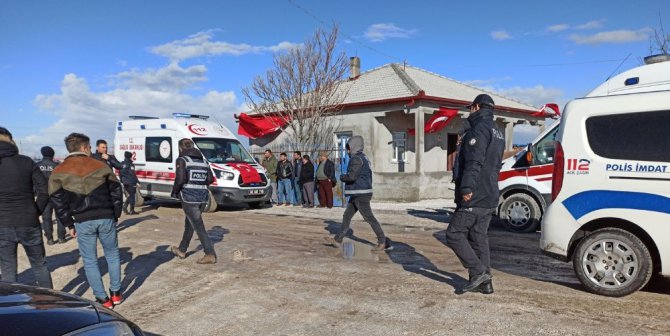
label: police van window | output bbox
[145,137,172,163]
[586,110,670,163]
[532,126,559,165]
[193,138,256,164]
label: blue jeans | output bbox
[293,179,303,205]
[75,218,121,300]
[277,178,295,204]
[0,226,53,289]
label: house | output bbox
[241,58,545,201]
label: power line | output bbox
[459,58,629,68]
[286,0,402,62]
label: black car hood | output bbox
[0,282,125,336]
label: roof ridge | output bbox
[403,64,538,109]
[390,63,422,95]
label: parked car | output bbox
[0,281,144,336]
[541,57,670,297]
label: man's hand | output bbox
[69,227,77,238]
[101,153,109,160]
[463,192,473,202]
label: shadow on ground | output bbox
[121,245,174,299]
[406,208,453,224]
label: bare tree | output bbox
[650,13,670,55]
[242,24,349,155]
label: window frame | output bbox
[145,137,173,163]
[391,131,407,163]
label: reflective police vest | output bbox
[343,153,373,197]
[180,156,210,204]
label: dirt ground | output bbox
[15,202,670,336]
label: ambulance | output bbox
[541,56,670,296]
[114,113,272,212]
[497,121,559,233]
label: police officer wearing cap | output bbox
[446,94,505,294]
[36,146,66,245]
[170,139,217,264]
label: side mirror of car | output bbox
[525,143,534,164]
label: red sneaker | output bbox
[110,290,123,305]
[96,297,114,309]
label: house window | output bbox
[392,131,407,163]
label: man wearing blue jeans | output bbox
[276,152,295,206]
[50,133,123,309]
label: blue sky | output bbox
[1,0,668,156]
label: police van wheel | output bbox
[500,193,541,233]
[134,188,144,207]
[204,191,218,213]
[573,228,653,297]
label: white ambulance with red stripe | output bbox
[497,121,560,233]
[114,113,271,212]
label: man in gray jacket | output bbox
[326,136,389,252]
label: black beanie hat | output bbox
[124,151,133,159]
[41,146,55,158]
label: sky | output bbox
[1,0,668,157]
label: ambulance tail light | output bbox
[551,141,564,201]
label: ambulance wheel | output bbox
[134,188,144,207]
[573,228,653,297]
[500,193,541,233]
[204,191,218,213]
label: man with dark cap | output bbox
[92,139,122,170]
[120,151,140,215]
[446,94,505,294]
[0,127,53,288]
[36,146,66,245]
[326,136,389,252]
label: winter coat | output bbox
[171,148,214,199]
[36,157,59,181]
[454,108,505,209]
[341,136,373,198]
[293,159,302,179]
[120,159,140,186]
[92,152,123,170]
[276,160,293,180]
[300,161,315,184]
[261,155,278,182]
[316,159,336,184]
[0,139,49,228]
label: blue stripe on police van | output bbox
[562,190,670,219]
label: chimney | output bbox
[349,56,360,79]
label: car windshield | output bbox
[193,138,256,164]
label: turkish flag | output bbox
[237,113,289,139]
[530,103,560,119]
[409,107,459,136]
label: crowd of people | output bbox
[0,93,505,306]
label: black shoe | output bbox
[58,238,67,244]
[473,280,494,294]
[46,238,56,246]
[129,211,139,215]
[324,237,341,248]
[462,272,492,292]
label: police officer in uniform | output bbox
[120,151,140,215]
[37,146,66,245]
[170,139,217,264]
[447,94,505,294]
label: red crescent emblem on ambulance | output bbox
[188,124,208,136]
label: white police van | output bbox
[498,121,559,232]
[541,56,670,296]
[114,113,271,212]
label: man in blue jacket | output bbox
[326,136,389,252]
[447,94,505,294]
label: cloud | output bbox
[25,62,241,157]
[547,24,570,32]
[569,28,651,45]
[488,85,564,108]
[363,23,417,42]
[151,30,300,61]
[490,30,512,41]
[575,19,606,30]
[463,76,513,87]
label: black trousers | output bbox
[445,207,494,278]
[123,184,136,211]
[42,201,66,240]
[0,226,53,288]
[335,196,386,244]
[178,203,216,256]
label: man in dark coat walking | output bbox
[0,127,53,288]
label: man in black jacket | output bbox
[36,146,66,245]
[446,94,505,294]
[92,139,122,170]
[276,153,295,206]
[50,133,124,308]
[120,151,140,215]
[0,127,53,288]
[170,139,217,264]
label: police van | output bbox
[498,121,559,233]
[541,56,670,296]
[114,113,271,212]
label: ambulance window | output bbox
[145,137,173,163]
[586,110,670,162]
[532,126,559,165]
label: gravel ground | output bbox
[13,201,670,336]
